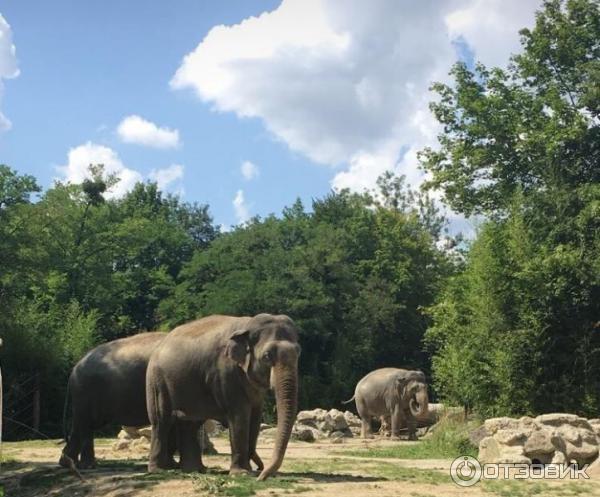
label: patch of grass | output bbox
[133,469,187,482]
[341,416,478,460]
[285,457,448,485]
[192,473,310,497]
[482,480,599,497]
[3,438,63,449]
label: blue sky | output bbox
[0,0,539,230]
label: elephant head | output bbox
[397,370,429,418]
[225,314,300,480]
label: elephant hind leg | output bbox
[360,417,375,439]
[178,420,206,473]
[78,430,96,469]
[356,402,373,439]
[60,433,81,468]
[60,408,89,468]
[147,372,176,472]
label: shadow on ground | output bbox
[1,458,385,497]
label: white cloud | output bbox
[233,189,250,223]
[445,0,538,69]
[172,0,539,193]
[117,115,180,149]
[241,160,259,180]
[0,14,19,131]
[149,163,184,190]
[57,142,143,199]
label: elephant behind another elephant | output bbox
[60,332,177,469]
[343,367,429,440]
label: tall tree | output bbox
[423,0,600,416]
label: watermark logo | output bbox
[450,456,482,486]
[450,456,590,487]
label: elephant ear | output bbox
[224,329,251,371]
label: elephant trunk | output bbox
[257,363,298,481]
[409,386,429,419]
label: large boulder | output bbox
[477,413,599,466]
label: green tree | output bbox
[164,180,451,409]
[423,0,600,416]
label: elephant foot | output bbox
[58,452,77,469]
[229,465,252,476]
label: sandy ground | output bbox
[1,435,599,497]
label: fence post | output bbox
[1,338,3,460]
[32,373,40,433]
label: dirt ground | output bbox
[1,435,599,497]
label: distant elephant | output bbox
[59,332,177,469]
[146,314,300,480]
[343,368,429,440]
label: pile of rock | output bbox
[477,414,600,466]
[112,424,217,455]
[261,408,360,443]
[113,426,152,452]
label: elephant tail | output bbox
[62,376,71,444]
[341,394,355,405]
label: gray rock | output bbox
[113,439,131,451]
[469,425,488,447]
[330,431,345,444]
[137,427,152,439]
[293,428,316,442]
[479,413,600,467]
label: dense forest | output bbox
[1,0,598,438]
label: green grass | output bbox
[2,438,63,449]
[482,480,599,497]
[192,473,311,497]
[340,416,478,460]
[285,457,448,485]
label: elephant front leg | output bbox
[228,406,252,475]
[391,405,405,439]
[405,412,417,441]
[249,407,264,471]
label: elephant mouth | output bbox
[409,398,421,417]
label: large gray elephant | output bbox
[146,313,300,480]
[59,332,177,469]
[343,367,429,440]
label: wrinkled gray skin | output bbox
[60,332,177,469]
[146,314,300,480]
[344,368,429,440]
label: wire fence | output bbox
[2,372,45,441]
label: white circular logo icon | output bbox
[450,456,482,487]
